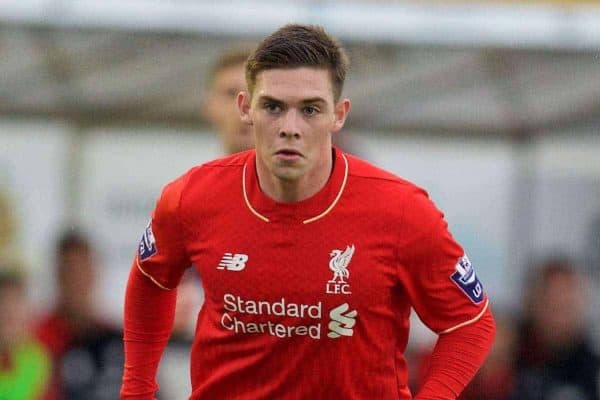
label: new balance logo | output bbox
[328,303,357,339]
[217,253,248,271]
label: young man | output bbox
[121,24,495,399]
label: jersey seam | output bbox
[437,298,489,335]
[176,169,195,263]
[136,258,172,291]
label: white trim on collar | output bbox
[242,153,349,224]
[242,163,270,223]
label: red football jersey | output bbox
[136,148,489,399]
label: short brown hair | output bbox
[246,24,349,102]
[0,264,25,293]
[56,228,91,258]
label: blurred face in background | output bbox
[0,283,28,349]
[204,62,254,155]
[57,246,95,319]
[531,269,588,347]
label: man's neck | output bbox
[256,152,333,203]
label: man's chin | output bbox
[272,166,304,182]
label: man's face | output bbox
[58,248,95,317]
[239,67,349,185]
[204,63,254,155]
[532,271,587,346]
[0,285,27,348]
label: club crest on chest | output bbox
[326,245,355,295]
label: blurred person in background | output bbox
[0,265,51,400]
[511,256,600,400]
[203,46,256,155]
[35,229,123,400]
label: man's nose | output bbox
[279,109,301,139]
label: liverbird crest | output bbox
[328,245,355,283]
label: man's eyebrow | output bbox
[256,95,327,105]
[301,97,327,105]
[257,95,283,104]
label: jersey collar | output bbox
[242,147,349,224]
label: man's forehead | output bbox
[253,67,334,102]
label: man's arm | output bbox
[415,307,495,400]
[121,264,178,400]
[395,186,496,399]
[120,174,191,399]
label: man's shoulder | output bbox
[185,150,250,180]
[163,150,252,195]
[200,150,252,170]
[345,152,422,194]
[343,152,436,221]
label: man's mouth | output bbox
[276,149,302,156]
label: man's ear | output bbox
[332,98,351,133]
[237,91,253,125]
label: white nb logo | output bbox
[217,253,248,271]
[328,303,357,339]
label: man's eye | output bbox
[264,103,281,113]
[304,106,319,116]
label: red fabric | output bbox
[120,264,177,399]
[122,149,492,399]
[35,314,75,359]
[35,312,75,400]
[415,307,496,400]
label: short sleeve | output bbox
[135,176,190,290]
[396,187,489,334]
